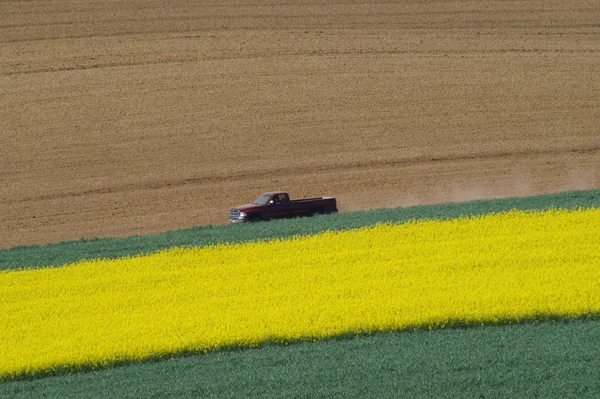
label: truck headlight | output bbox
[239,212,246,219]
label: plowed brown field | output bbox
[1,0,599,248]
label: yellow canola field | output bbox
[1,208,600,378]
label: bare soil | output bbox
[1,0,599,248]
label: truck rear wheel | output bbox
[310,208,324,217]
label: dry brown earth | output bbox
[1,0,599,248]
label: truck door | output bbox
[264,194,291,219]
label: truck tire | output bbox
[250,215,263,222]
[310,208,324,217]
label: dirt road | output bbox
[1,0,599,248]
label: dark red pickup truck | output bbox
[229,191,337,223]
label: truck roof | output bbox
[261,191,288,196]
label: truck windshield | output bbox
[253,194,272,206]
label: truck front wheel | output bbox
[250,215,263,222]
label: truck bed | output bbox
[290,197,333,204]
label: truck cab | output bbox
[254,192,290,206]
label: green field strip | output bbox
[1,319,599,398]
[1,189,599,271]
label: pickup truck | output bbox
[229,191,337,223]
